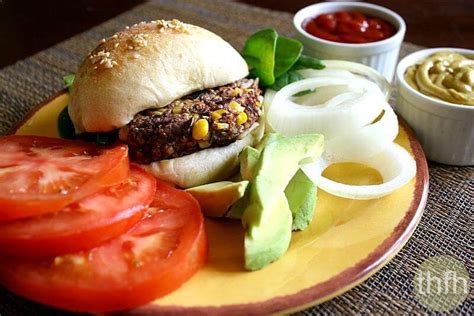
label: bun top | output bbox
[69,19,249,132]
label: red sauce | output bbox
[304,11,396,44]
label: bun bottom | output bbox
[140,123,264,188]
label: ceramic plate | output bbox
[11,91,429,314]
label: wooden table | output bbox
[0,0,472,69]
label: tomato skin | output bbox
[0,211,144,258]
[0,136,129,221]
[0,181,207,312]
[303,11,396,44]
[0,166,156,258]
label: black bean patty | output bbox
[120,79,262,163]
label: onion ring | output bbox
[301,143,416,200]
[267,77,385,138]
[300,60,392,101]
[325,101,399,160]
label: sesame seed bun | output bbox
[69,19,249,133]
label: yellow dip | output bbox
[405,52,474,106]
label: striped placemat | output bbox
[0,0,472,314]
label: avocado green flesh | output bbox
[244,193,292,270]
[255,133,283,151]
[186,181,248,218]
[284,169,317,231]
[227,146,262,219]
[242,134,324,270]
[230,140,319,227]
[239,146,260,181]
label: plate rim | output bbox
[8,91,430,315]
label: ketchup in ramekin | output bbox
[304,11,396,44]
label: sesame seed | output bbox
[100,38,106,43]
[125,26,130,30]
[114,43,119,48]
[127,33,148,51]
[155,19,189,33]
[89,49,117,70]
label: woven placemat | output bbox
[0,0,472,314]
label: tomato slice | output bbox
[0,166,156,258]
[0,136,129,221]
[0,181,207,312]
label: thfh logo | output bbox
[413,255,471,312]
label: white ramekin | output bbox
[396,47,474,166]
[293,2,406,82]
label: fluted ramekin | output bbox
[293,2,406,82]
[396,47,474,166]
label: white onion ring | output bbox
[267,77,385,138]
[264,62,415,199]
[262,89,277,132]
[301,143,416,200]
[302,60,392,101]
[297,68,356,81]
[325,101,399,160]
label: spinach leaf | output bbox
[241,29,325,90]
[242,29,278,86]
[57,105,118,145]
[57,105,76,140]
[292,54,325,70]
[273,36,303,78]
[63,74,75,92]
[293,89,316,97]
[270,70,304,91]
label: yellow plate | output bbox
[11,91,429,314]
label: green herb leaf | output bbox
[57,105,77,140]
[293,88,316,97]
[292,54,325,70]
[270,70,304,91]
[57,105,118,145]
[273,36,303,78]
[242,29,278,86]
[63,74,75,92]
[94,131,119,146]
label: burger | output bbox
[69,19,264,188]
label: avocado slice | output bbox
[230,140,318,231]
[228,138,287,220]
[186,181,248,218]
[243,134,324,270]
[245,192,292,269]
[255,133,283,151]
[284,169,317,231]
[226,146,261,219]
[239,146,260,180]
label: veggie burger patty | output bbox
[120,78,262,163]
